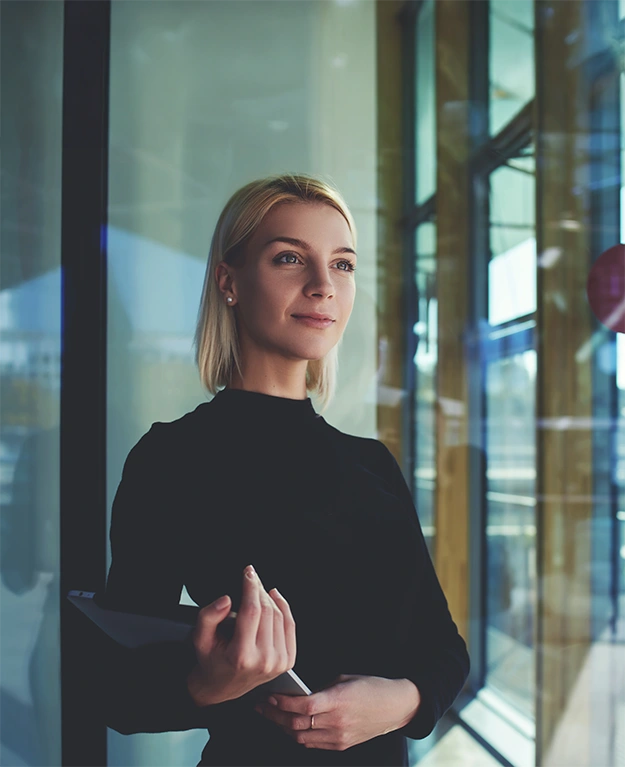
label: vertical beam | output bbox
[434,0,471,641]
[376,0,409,463]
[534,1,593,763]
[466,0,490,694]
[60,1,110,764]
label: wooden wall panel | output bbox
[376,0,406,460]
[534,1,593,763]
[434,0,471,641]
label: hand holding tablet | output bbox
[215,611,311,697]
[188,564,306,706]
[68,565,310,706]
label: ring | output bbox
[310,715,315,730]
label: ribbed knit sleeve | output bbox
[377,442,471,741]
[95,423,227,735]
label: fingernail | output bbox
[246,565,255,579]
[268,696,278,706]
[272,587,283,599]
[214,595,230,609]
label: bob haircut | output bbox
[193,172,357,414]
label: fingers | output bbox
[270,587,296,669]
[268,690,333,717]
[255,703,322,732]
[193,594,232,655]
[255,577,276,658]
[268,589,286,666]
[232,567,290,665]
[232,565,261,654]
[227,565,296,684]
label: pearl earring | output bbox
[226,297,233,303]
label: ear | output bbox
[215,262,237,301]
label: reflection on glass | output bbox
[408,0,625,759]
[619,19,625,629]
[0,2,63,765]
[489,0,534,135]
[489,159,536,326]
[485,149,536,719]
[485,351,536,718]
[415,0,436,205]
[106,0,376,763]
[618,336,625,620]
[414,222,437,550]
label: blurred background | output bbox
[1,0,623,765]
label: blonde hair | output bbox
[193,172,357,414]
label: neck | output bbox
[227,365,309,400]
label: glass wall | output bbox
[485,151,536,720]
[618,0,625,635]
[0,2,64,765]
[106,1,378,764]
[618,331,625,616]
[415,0,436,206]
[489,0,534,135]
[410,0,624,765]
[414,221,437,545]
[4,0,624,764]
[413,0,437,552]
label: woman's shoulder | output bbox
[322,420,397,477]
[130,402,214,457]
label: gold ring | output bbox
[310,715,315,730]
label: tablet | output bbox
[67,590,311,696]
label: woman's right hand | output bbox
[187,564,297,707]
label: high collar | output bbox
[210,386,320,426]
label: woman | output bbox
[99,173,470,766]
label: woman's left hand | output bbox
[253,674,421,751]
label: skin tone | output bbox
[187,566,296,706]
[187,201,421,749]
[215,200,357,400]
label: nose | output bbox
[304,265,335,299]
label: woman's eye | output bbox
[337,260,356,272]
[276,252,301,264]
[275,252,356,272]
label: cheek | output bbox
[339,287,356,323]
[240,281,285,323]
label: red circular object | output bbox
[586,244,625,334]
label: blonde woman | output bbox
[100,174,470,766]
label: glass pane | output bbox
[485,349,536,718]
[0,2,63,765]
[414,221,437,551]
[410,0,625,760]
[489,0,535,135]
[619,1,625,630]
[617,334,625,622]
[106,1,379,764]
[415,0,436,205]
[485,148,536,719]
[489,156,536,326]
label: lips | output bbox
[292,315,335,328]
[292,314,335,321]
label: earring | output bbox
[226,297,233,303]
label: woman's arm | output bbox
[254,440,470,748]
[96,422,302,736]
[378,441,471,740]
[92,423,223,734]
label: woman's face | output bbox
[220,201,357,363]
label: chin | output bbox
[283,340,335,361]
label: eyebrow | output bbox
[263,236,357,258]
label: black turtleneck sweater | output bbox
[96,388,470,766]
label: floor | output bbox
[409,722,503,767]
